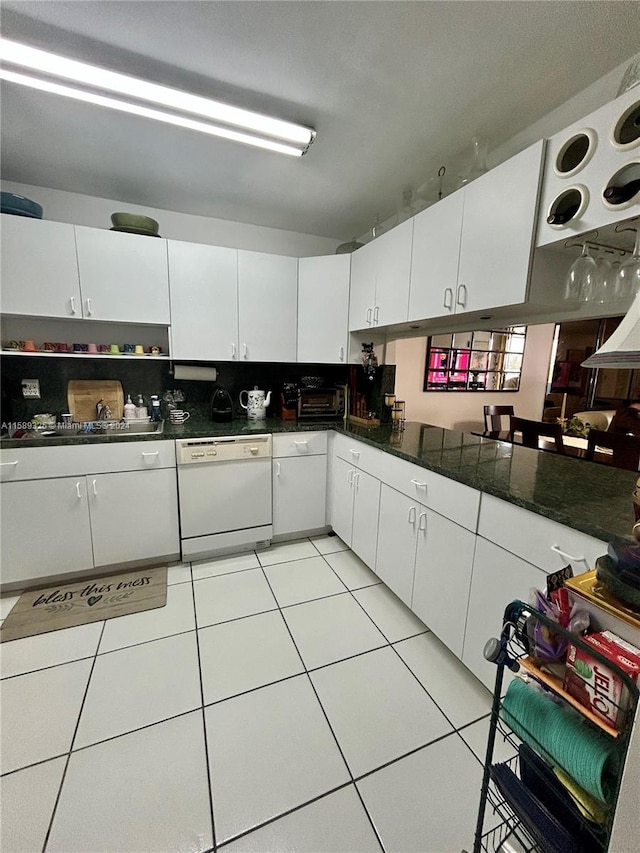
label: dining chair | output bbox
[509,416,566,454]
[585,429,640,471]
[483,405,515,436]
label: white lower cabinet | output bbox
[412,509,476,658]
[330,456,380,568]
[1,478,95,583]
[375,485,420,606]
[0,451,180,586]
[272,455,327,536]
[462,536,546,689]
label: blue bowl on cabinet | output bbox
[0,192,43,219]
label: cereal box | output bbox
[563,631,640,730]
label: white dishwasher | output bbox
[176,434,272,560]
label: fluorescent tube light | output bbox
[0,38,315,156]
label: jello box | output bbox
[563,631,640,730]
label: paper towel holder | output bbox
[171,364,217,382]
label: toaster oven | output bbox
[297,387,345,419]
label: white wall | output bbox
[388,323,556,431]
[0,180,341,257]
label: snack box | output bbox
[563,631,640,730]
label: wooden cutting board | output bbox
[67,380,124,423]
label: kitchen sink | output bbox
[2,420,165,441]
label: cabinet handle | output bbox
[350,448,360,457]
[354,472,360,490]
[275,461,281,476]
[366,307,372,326]
[456,284,467,308]
[85,297,93,316]
[347,469,354,485]
[76,481,83,499]
[142,451,159,457]
[70,296,77,315]
[339,345,345,362]
[231,342,236,359]
[0,461,19,468]
[294,440,308,445]
[443,288,453,310]
[411,478,427,488]
[408,506,416,524]
[550,544,587,565]
[92,478,98,496]
[242,343,248,359]
[418,512,427,531]
[373,305,379,325]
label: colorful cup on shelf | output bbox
[7,340,24,351]
[134,344,145,355]
[97,344,110,353]
[122,343,135,354]
[148,346,161,356]
[73,343,88,353]
[23,340,37,352]
[56,342,69,353]
[42,342,57,352]
[109,344,121,355]
[86,343,98,354]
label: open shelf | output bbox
[0,350,169,360]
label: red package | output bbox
[563,631,640,730]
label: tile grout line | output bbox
[40,619,107,853]
[257,551,387,853]
[189,563,218,853]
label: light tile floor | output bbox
[0,534,498,853]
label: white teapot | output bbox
[239,386,272,420]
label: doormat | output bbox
[0,566,168,643]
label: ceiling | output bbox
[2,1,640,240]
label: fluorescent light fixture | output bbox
[0,38,315,156]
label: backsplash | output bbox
[1,356,395,427]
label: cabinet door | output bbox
[462,537,546,689]
[0,478,94,584]
[412,509,476,658]
[373,219,413,326]
[408,191,463,321]
[1,216,82,318]
[375,485,418,606]
[297,255,350,363]
[351,469,381,570]
[75,226,170,324]
[457,140,545,314]
[273,455,327,536]
[238,251,297,362]
[348,240,376,331]
[330,456,355,547]
[168,241,238,361]
[89,469,179,568]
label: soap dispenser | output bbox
[135,394,148,420]
[123,394,136,420]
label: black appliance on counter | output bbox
[210,387,233,422]
[298,386,345,419]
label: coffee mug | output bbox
[56,342,69,353]
[24,340,37,351]
[87,343,98,354]
[170,410,190,424]
[73,343,88,352]
[123,343,135,353]
[148,345,161,356]
[109,344,121,355]
[7,340,23,350]
[134,345,145,355]
[97,344,110,353]
[42,342,57,352]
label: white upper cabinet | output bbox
[75,226,170,324]
[297,254,350,364]
[237,251,298,362]
[168,240,238,361]
[456,139,545,314]
[408,191,464,321]
[349,219,413,330]
[1,215,82,318]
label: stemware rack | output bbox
[472,600,639,853]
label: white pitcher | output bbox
[239,386,272,420]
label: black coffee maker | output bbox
[210,386,233,422]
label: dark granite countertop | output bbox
[1,418,635,545]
